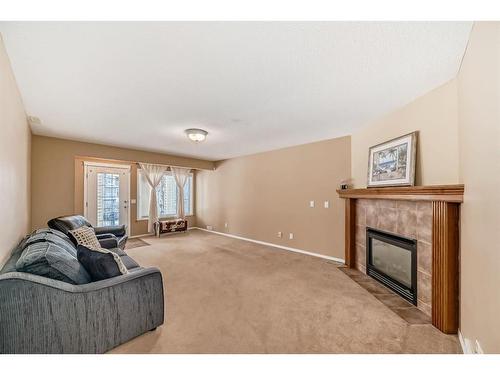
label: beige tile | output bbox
[417,271,432,304]
[417,241,432,275]
[366,202,378,228]
[397,200,417,211]
[356,243,366,266]
[356,204,366,226]
[357,280,393,295]
[393,307,431,324]
[376,208,398,233]
[416,207,432,243]
[374,294,414,309]
[396,209,417,238]
[356,263,366,274]
[416,201,432,216]
[417,300,432,317]
[355,224,366,246]
[357,199,370,207]
[377,199,397,209]
[338,266,362,276]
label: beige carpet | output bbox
[110,229,460,354]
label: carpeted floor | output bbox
[110,229,460,354]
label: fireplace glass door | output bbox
[366,228,417,305]
[371,238,412,288]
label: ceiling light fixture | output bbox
[185,128,208,143]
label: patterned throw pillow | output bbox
[68,226,101,249]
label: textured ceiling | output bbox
[0,22,472,160]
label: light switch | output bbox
[324,201,330,208]
[309,200,315,208]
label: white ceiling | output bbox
[0,22,472,161]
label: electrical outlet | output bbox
[277,231,282,238]
[206,225,213,231]
[289,233,294,240]
[224,222,228,228]
[324,200,330,208]
[309,200,315,208]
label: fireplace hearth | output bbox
[366,228,417,305]
[337,185,463,333]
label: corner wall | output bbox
[196,136,351,259]
[457,22,500,354]
[0,35,31,266]
[351,79,460,188]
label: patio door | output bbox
[84,162,130,234]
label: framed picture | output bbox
[367,131,417,187]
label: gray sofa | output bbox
[0,230,164,354]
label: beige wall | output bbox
[351,79,460,187]
[31,135,213,236]
[0,35,31,267]
[196,136,351,259]
[457,22,500,354]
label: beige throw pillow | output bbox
[68,226,101,248]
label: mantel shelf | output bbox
[336,184,464,203]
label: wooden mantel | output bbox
[337,184,464,334]
[336,184,464,203]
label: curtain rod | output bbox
[135,161,200,170]
[75,155,213,170]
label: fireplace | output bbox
[366,228,417,305]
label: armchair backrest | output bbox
[47,215,93,236]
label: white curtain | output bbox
[171,167,191,218]
[138,162,168,232]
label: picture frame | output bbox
[367,131,418,187]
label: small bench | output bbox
[154,218,188,237]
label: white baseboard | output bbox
[191,227,345,264]
[458,330,473,354]
[130,227,197,239]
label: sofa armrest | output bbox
[0,267,164,353]
[94,224,126,237]
[96,233,119,249]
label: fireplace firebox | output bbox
[366,228,417,305]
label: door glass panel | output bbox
[97,172,120,227]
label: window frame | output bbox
[136,169,194,221]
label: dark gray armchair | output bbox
[48,215,128,250]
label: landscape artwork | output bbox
[371,143,408,181]
[367,132,417,187]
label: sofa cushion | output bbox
[16,241,91,284]
[119,255,140,270]
[107,247,127,257]
[77,244,128,281]
[25,229,78,257]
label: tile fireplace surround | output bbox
[337,185,464,334]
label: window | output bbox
[137,170,193,219]
[96,172,120,226]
